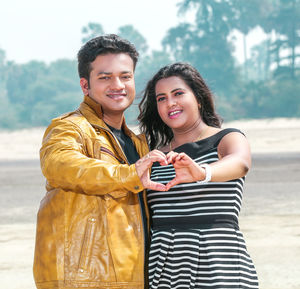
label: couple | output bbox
[33,35,259,289]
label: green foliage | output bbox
[232,75,300,120]
[81,22,104,43]
[1,1,300,130]
[1,56,81,128]
[117,25,149,55]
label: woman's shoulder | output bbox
[212,127,245,145]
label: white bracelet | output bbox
[197,163,212,184]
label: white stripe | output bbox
[149,259,257,275]
[151,199,241,209]
[149,266,257,277]
[152,211,237,218]
[151,276,258,289]
[155,205,239,212]
[151,230,244,238]
[148,187,243,200]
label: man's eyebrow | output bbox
[97,71,112,76]
[96,71,133,76]
[120,71,133,74]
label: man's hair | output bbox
[77,34,139,80]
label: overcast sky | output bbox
[0,0,183,63]
[1,0,264,64]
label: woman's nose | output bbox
[167,97,177,107]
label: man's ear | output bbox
[80,78,89,95]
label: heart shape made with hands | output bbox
[137,150,203,192]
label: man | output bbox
[33,34,167,289]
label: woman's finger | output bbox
[165,177,181,190]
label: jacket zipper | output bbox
[92,123,147,287]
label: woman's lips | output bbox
[168,109,182,119]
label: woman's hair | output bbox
[138,62,222,150]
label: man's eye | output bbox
[99,76,110,80]
[122,75,131,79]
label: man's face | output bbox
[80,53,135,118]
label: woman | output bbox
[138,63,259,288]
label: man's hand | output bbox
[135,150,168,191]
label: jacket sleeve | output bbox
[40,119,144,197]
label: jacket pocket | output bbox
[78,217,97,273]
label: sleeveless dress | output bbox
[147,128,259,289]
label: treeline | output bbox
[0,0,299,129]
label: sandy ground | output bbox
[0,118,300,289]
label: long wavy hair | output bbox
[138,62,222,150]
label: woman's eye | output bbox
[175,91,184,96]
[157,97,166,102]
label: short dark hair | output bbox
[138,62,222,150]
[77,34,139,80]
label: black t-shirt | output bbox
[106,124,140,164]
[106,123,149,253]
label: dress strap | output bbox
[214,128,245,147]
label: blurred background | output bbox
[0,0,300,289]
[1,0,299,128]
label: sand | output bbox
[0,118,300,289]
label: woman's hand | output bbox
[135,150,168,191]
[165,151,205,190]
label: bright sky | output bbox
[0,0,182,64]
[0,0,265,64]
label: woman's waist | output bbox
[151,214,239,230]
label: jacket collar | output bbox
[79,95,133,137]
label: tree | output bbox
[81,22,104,43]
[230,0,265,80]
[163,0,238,98]
[117,25,149,55]
[260,0,300,79]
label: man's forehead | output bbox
[90,53,134,74]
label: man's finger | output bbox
[148,180,167,191]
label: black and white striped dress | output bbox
[147,129,259,289]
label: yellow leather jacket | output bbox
[33,96,149,289]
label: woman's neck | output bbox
[171,118,209,150]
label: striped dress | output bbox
[147,129,259,289]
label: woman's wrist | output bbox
[197,164,212,184]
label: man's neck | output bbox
[103,114,124,130]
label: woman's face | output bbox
[155,76,201,131]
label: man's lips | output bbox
[106,92,127,100]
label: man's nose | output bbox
[110,77,125,90]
